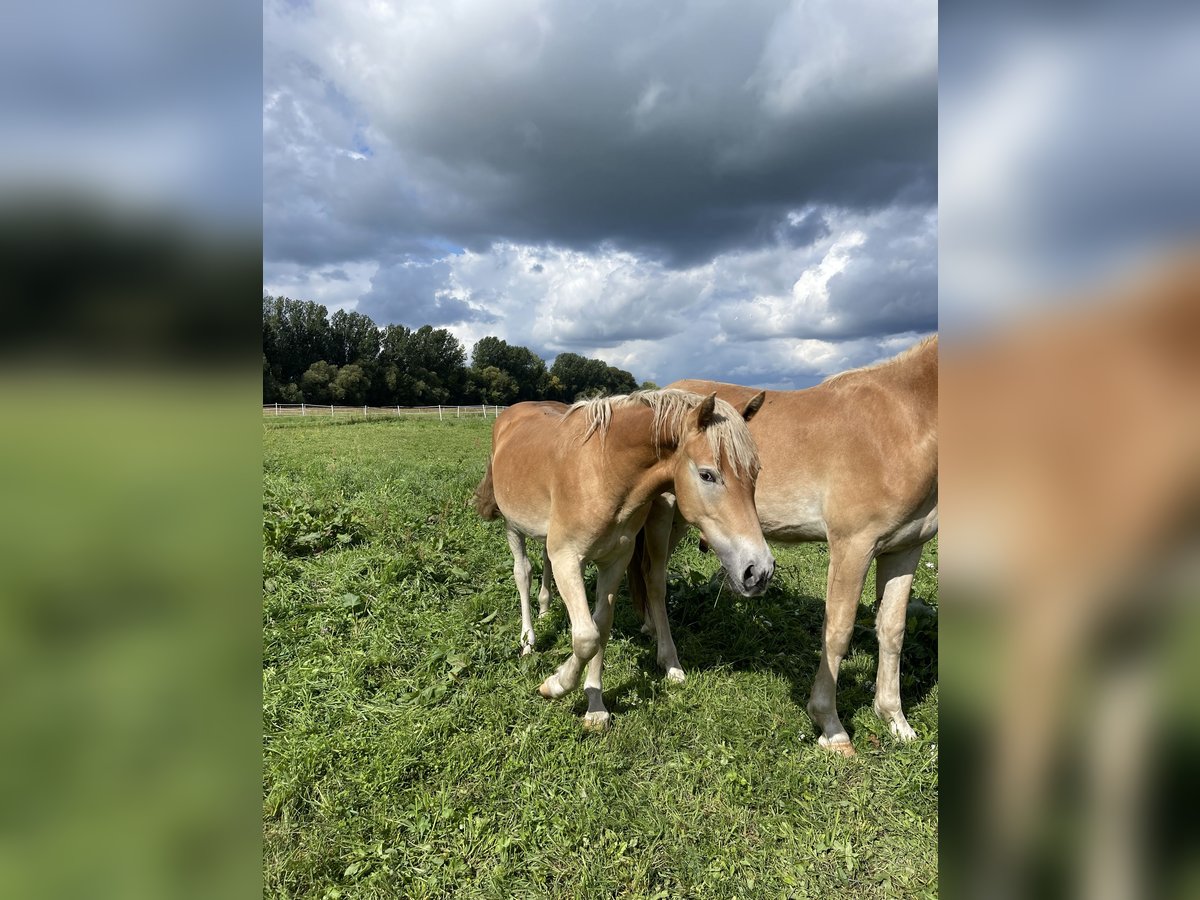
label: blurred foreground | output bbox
[0,2,261,896]
[941,254,1200,899]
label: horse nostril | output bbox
[743,564,756,585]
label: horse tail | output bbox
[628,527,649,622]
[471,456,500,520]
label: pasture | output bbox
[263,416,938,899]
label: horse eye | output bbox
[699,469,717,484]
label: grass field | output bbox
[263,416,938,899]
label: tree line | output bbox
[263,296,651,407]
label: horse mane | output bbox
[822,333,938,386]
[567,389,759,476]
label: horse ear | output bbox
[741,391,765,423]
[696,392,718,430]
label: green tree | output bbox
[603,365,639,395]
[471,336,548,402]
[549,352,637,400]
[299,360,339,404]
[329,309,380,366]
[548,352,592,401]
[639,380,660,391]
[405,326,468,404]
[468,365,519,405]
[278,382,303,404]
[263,296,334,386]
[330,363,369,405]
[374,324,415,404]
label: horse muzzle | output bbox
[738,555,774,596]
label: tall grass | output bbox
[263,417,938,899]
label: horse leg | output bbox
[873,543,924,741]
[507,527,537,656]
[807,537,875,755]
[641,498,686,639]
[580,556,631,731]
[642,497,686,681]
[537,544,601,700]
[537,542,553,618]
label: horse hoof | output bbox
[581,711,610,732]
[889,719,918,742]
[538,675,567,699]
[818,735,857,757]
[640,621,655,636]
[665,667,686,684]
[519,643,533,657]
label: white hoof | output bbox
[538,674,568,699]
[519,633,535,656]
[640,621,655,636]
[874,701,917,742]
[665,667,686,684]
[581,710,611,732]
[817,734,856,757]
[537,608,549,619]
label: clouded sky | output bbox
[264,0,937,388]
[939,3,1200,332]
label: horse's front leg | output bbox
[580,552,634,731]
[537,540,600,700]
[873,543,924,740]
[807,536,875,755]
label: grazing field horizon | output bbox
[263,415,938,898]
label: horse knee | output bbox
[572,627,601,661]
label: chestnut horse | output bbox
[631,336,937,753]
[473,389,773,730]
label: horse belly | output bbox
[757,491,828,543]
[877,503,938,553]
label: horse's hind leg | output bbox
[537,542,553,617]
[873,543,924,741]
[807,537,875,756]
[506,528,536,656]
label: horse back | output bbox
[670,361,938,545]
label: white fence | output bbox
[263,403,507,420]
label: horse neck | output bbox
[603,404,679,497]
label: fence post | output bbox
[275,402,279,416]
[363,405,367,418]
[301,402,306,416]
[438,405,443,421]
[457,406,460,418]
[396,405,400,417]
[330,404,334,416]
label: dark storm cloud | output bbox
[266,0,936,269]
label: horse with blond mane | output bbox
[473,388,773,730]
[630,336,938,753]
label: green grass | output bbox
[263,416,938,899]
